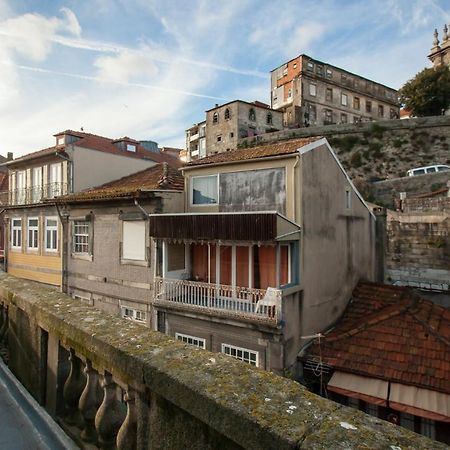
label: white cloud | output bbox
[285,22,326,57]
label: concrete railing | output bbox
[0,273,445,449]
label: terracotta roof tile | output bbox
[185,137,322,167]
[56,163,184,203]
[305,281,450,394]
[6,130,181,168]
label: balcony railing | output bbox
[9,182,68,205]
[153,277,282,323]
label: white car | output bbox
[407,165,450,176]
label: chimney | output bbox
[7,152,13,161]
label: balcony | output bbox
[154,277,281,323]
[9,182,68,205]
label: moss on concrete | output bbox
[0,273,446,449]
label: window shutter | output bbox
[122,221,146,260]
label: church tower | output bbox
[428,25,450,67]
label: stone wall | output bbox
[240,116,450,183]
[0,273,444,449]
[386,199,450,288]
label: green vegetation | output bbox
[399,65,450,116]
[350,151,362,168]
[329,135,360,153]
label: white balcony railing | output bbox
[153,277,281,323]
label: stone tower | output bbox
[428,25,450,67]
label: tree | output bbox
[399,65,450,117]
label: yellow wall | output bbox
[7,213,62,287]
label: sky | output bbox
[0,0,449,157]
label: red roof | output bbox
[55,163,184,203]
[306,282,450,395]
[7,130,181,168]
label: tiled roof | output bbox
[56,163,184,203]
[5,130,181,168]
[305,282,450,394]
[185,137,322,167]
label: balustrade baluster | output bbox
[116,387,137,450]
[95,372,126,450]
[63,349,86,426]
[79,359,102,443]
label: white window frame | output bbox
[27,217,39,251]
[11,218,22,249]
[32,167,43,203]
[309,83,317,97]
[341,93,348,106]
[190,174,219,206]
[121,306,147,323]
[72,220,91,254]
[45,216,58,252]
[221,343,259,367]
[126,144,136,152]
[175,333,206,349]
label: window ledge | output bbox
[71,253,93,261]
[120,259,149,267]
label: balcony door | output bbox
[16,171,25,204]
[49,163,62,198]
[32,167,42,203]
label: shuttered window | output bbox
[122,221,146,260]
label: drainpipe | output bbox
[54,202,68,293]
[0,209,6,272]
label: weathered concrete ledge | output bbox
[0,272,446,449]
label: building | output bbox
[271,54,399,128]
[55,163,184,321]
[148,137,376,373]
[303,282,450,444]
[3,129,178,286]
[429,25,450,67]
[185,101,283,161]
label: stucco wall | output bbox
[299,142,376,336]
[70,146,156,191]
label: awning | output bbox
[148,211,301,242]
[390,383,450,423]
[327,372,389,406]
[327,372,450,422]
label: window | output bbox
[266,113,273,125]
[390,108,398,119]
[326,88,333,102]
[378,105,384,117]
[49,163,62,198]
[293,63,297,69]
[353,97,360,110]
[288,88,292,98]
[73,220,90,254]
[309,83,317,97]
[222,343,258,366]
[27,217,39,250]
[324,109,333,124]
[230,132,234,138]
[192,175,218,205]
[316,65,323,76]
[341,93,348,106]
[45,217,58,252]
[122,221,146,261]
[341,74,347,83]
[341,113,348,124]
[121,307,147,323]
[57,136,65,146]
[16,171,26,204]
[217,135,222,142]
[126,144,136,152]
[326,68,332,78]
[212,112,218,124]
[366,100,372,113]
[11,218,22,249]
[176,333,206,349]
[309,104,317,121]
[32,167,43,203]
[353,116,360,123]
[273,95,278,104]
[307,62,314,71]
[248,108,256,121]
[224,108,230,120]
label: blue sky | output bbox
[0,0,449,156]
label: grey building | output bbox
[149,137,376,374]
[55,163,184,323]
[185,101,283,161]
[271,54,399,128]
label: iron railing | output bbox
[8,182,69,205]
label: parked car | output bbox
[407,165,450,176]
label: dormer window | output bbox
[57,136,65,146]
[126,144,136,152]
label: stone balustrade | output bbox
[0,272,445,449]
